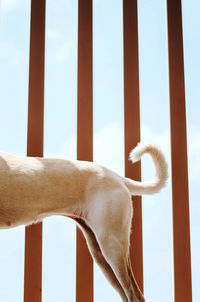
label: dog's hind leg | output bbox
[69,216,128,302]
[127,256,145,302]
[93,231,145,302]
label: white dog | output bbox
[0,142,168,302]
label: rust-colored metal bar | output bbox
[76,0,93,301]
[167,1,192,302]
[24,1,45,302]
[123,0,143,292]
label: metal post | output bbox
[76,1,93,301]
[24,1,45,301]
[167,1,192,301]
[123,0,143,292]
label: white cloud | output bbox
[1,0,27,15]
[45,135,76,160]
[47,28,64,41]
[0,40,25,71]
[94,123,124,174]
[46,28,75,64]
[55,39,73,63]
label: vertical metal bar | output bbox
[167,1,192,302]
[24,1,45,301]
[76,1,93,302]
[123,0,143,292]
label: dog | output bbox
[0,142,168,302]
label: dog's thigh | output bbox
[73,217,128,302]
[87,191,144,302]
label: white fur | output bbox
[0,142,168,302]
[125,142,168,195]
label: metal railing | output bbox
[23,1,192,302]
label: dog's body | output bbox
[0,142,168,302]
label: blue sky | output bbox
[0,0,199,302]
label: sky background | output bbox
[0,0,199,302]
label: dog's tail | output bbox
[123,142,168,195]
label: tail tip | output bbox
[129,142,150,163]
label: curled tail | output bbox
[123,142,168,195]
